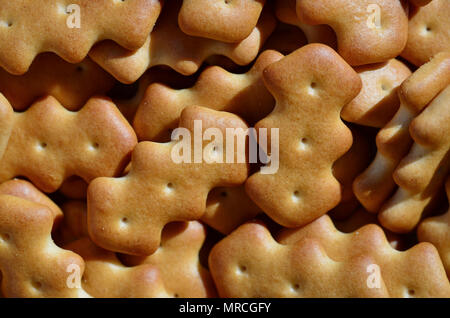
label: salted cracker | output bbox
[245,44,361,227]
[88,106,249,255]
[0,95,137,192]
[89,1,276,83]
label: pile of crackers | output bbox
[0,0,449,298]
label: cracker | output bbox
[114,67,196,123]
[122,221,217,297]
[0,54,115,111]
[0,179,62,226]
[354,52,450,212]
[178,0,265,43]
[56,200,89,246]
[133,50,283,142]
[209,221,389,297]
[66,237,169,298]
[202,186,262,235]
[401,0,450,66]
[418,177,450,276]
[0,95,137,193]
[334,208,405,251]
[0,194,88,297]
[276,215,450,297]
[59,177,88,200]
[0,94,13,161]
[330,125,375,220]
[296,0,408,65]
[0,0,162,74]
[245,44,361,228]
[378,85,450,233]
[262,23,307,55]
[58,200,216,297]
[89,1,276,83]
[88,106,249,255]
[275,0,336,48]
[342,59,412,128]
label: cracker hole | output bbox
[89,142,99,151]
[381,83,388,91]
[299,138,308,150]
[165,183,174,194]
[220,191,227,198]
[32,281,42,290]
[120,217,129,227]
[174,293,179,298]
[1,233,10,242]
[408,289,415,296]
[237,265,247,274]
[307,82,318,95]
[225,0,231,3]
[292,283,300,291]
[76,66,84,72]
[425,26,431,32]
[0,21,12,28]
[37,142,47,150]
[292,191,300,203]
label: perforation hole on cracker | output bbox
[0,233,11,242]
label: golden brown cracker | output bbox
[88,106,249,255]
[378,85,450,233]
[58,177,88,200]
[342,59,412,128]
[0,195,88,297]
[133,50,283,142]
[66,237,169,298]
[333,208,406,251]
[330,125,376,220]
[57,200,89,246]
[354,52,450,213]
[114,67,196,123]
[122,221,217,298]
[402,0,450,66]
[275,0,336,48]
[0,94,13,161]
[0,96,137,193]
[245,44,361,227]
[0,54,115,111]
[0,179,63,226]
[277,215,450,297]
[209,221,390,297]
[263,23,308,55]
[178,0,265,43]
[296,0,408,65]
[89,1,276,83]
[418,177,450,277]
[0,0,162,74]
[202,186,262,235]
